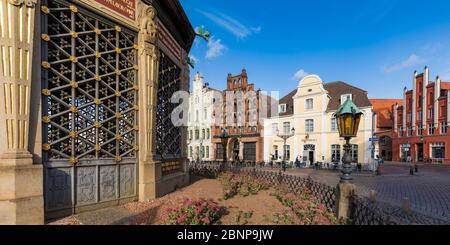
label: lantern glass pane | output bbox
[353,115,361,136]
[344,114,353,136]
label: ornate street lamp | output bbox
[276,127,296,171]
[333,98,363,183]
[219,128,230,163]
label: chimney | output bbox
[423,67,429,127]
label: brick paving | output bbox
[273,162,450,222]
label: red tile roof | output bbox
[370,99,403,128]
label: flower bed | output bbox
[164,198,226,225]
[218,172,270,199]
[272,184,341,225]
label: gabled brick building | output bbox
[370,99,403,161]
[211,69,273,163]
[392,67,450,163]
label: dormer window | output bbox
[341,94,352,104]
[279,104,287,113]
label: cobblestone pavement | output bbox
[270,162,450,222]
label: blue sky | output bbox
[180,0,450,99]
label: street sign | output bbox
[369,137,379,142]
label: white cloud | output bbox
[199,10,261,39]
[205,37,226,60]
[291,69,309,81]
[190,55,199,63]
[383,54,425,73]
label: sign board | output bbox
[95,0,136,21]
[369,137,379,142]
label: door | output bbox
[42,0,138,219]
[308,151,314,165]
[417,144,424,162]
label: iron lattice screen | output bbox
[155,51,182,160]
[41,1,138,164]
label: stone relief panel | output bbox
[119,164,135,197]
[76,167,97,205]
[99,165,117,201]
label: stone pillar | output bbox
[335,182,356,220]
[137,4,160,201]
[0,0,43,224]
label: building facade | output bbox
[263,75,373,165]
[370,99,403,161]
[0,0,194,224]
[392,67,450,163]
[211,69,268,163]
[187,73,217,161]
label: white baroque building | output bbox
[263,75,374,166]
[187,73,218,161]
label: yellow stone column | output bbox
[137,4,160,201]
[0,0,44,224]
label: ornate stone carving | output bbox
[8,0,37,7]
[139,6,158,44]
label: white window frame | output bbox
[341,94,352,104]
[305,98,313,110]
[305,119,314,133]
[278,104,287,113]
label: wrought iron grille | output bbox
[41,1,138,163]
[155,51,182,159]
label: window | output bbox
[407,113,412,123]
[206,129,210,139]
[272,123,278,135]
[399,127,404,137]
[351,144,358,162]
[418,125,424,136]
[428,123,435,135]
[429,108,434,119]
[418,111,422,122]
[305,99,313,110]
[195,129,199,139]
[189,146,193,157]
[407,126,413,136]
[216,143,225,159]
[202,129,205,139]
[205,146,209,158]
[201,146,205,158]
[331,145,341,162]
[244,142,256,161]
[441,122,448,134]
[341,94,352,104]
[278,104,287,113]
[189,130,193,140]
[331,118,337,131]
[283,122,290,134]
[283,145,290,160]
[273,145,279,160]
[305,119,314,133]
[196,146,200,158]
[431,143,445,159]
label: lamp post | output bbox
[219,128,230,164]
[333,98,363,183]
[276,127,296,172]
